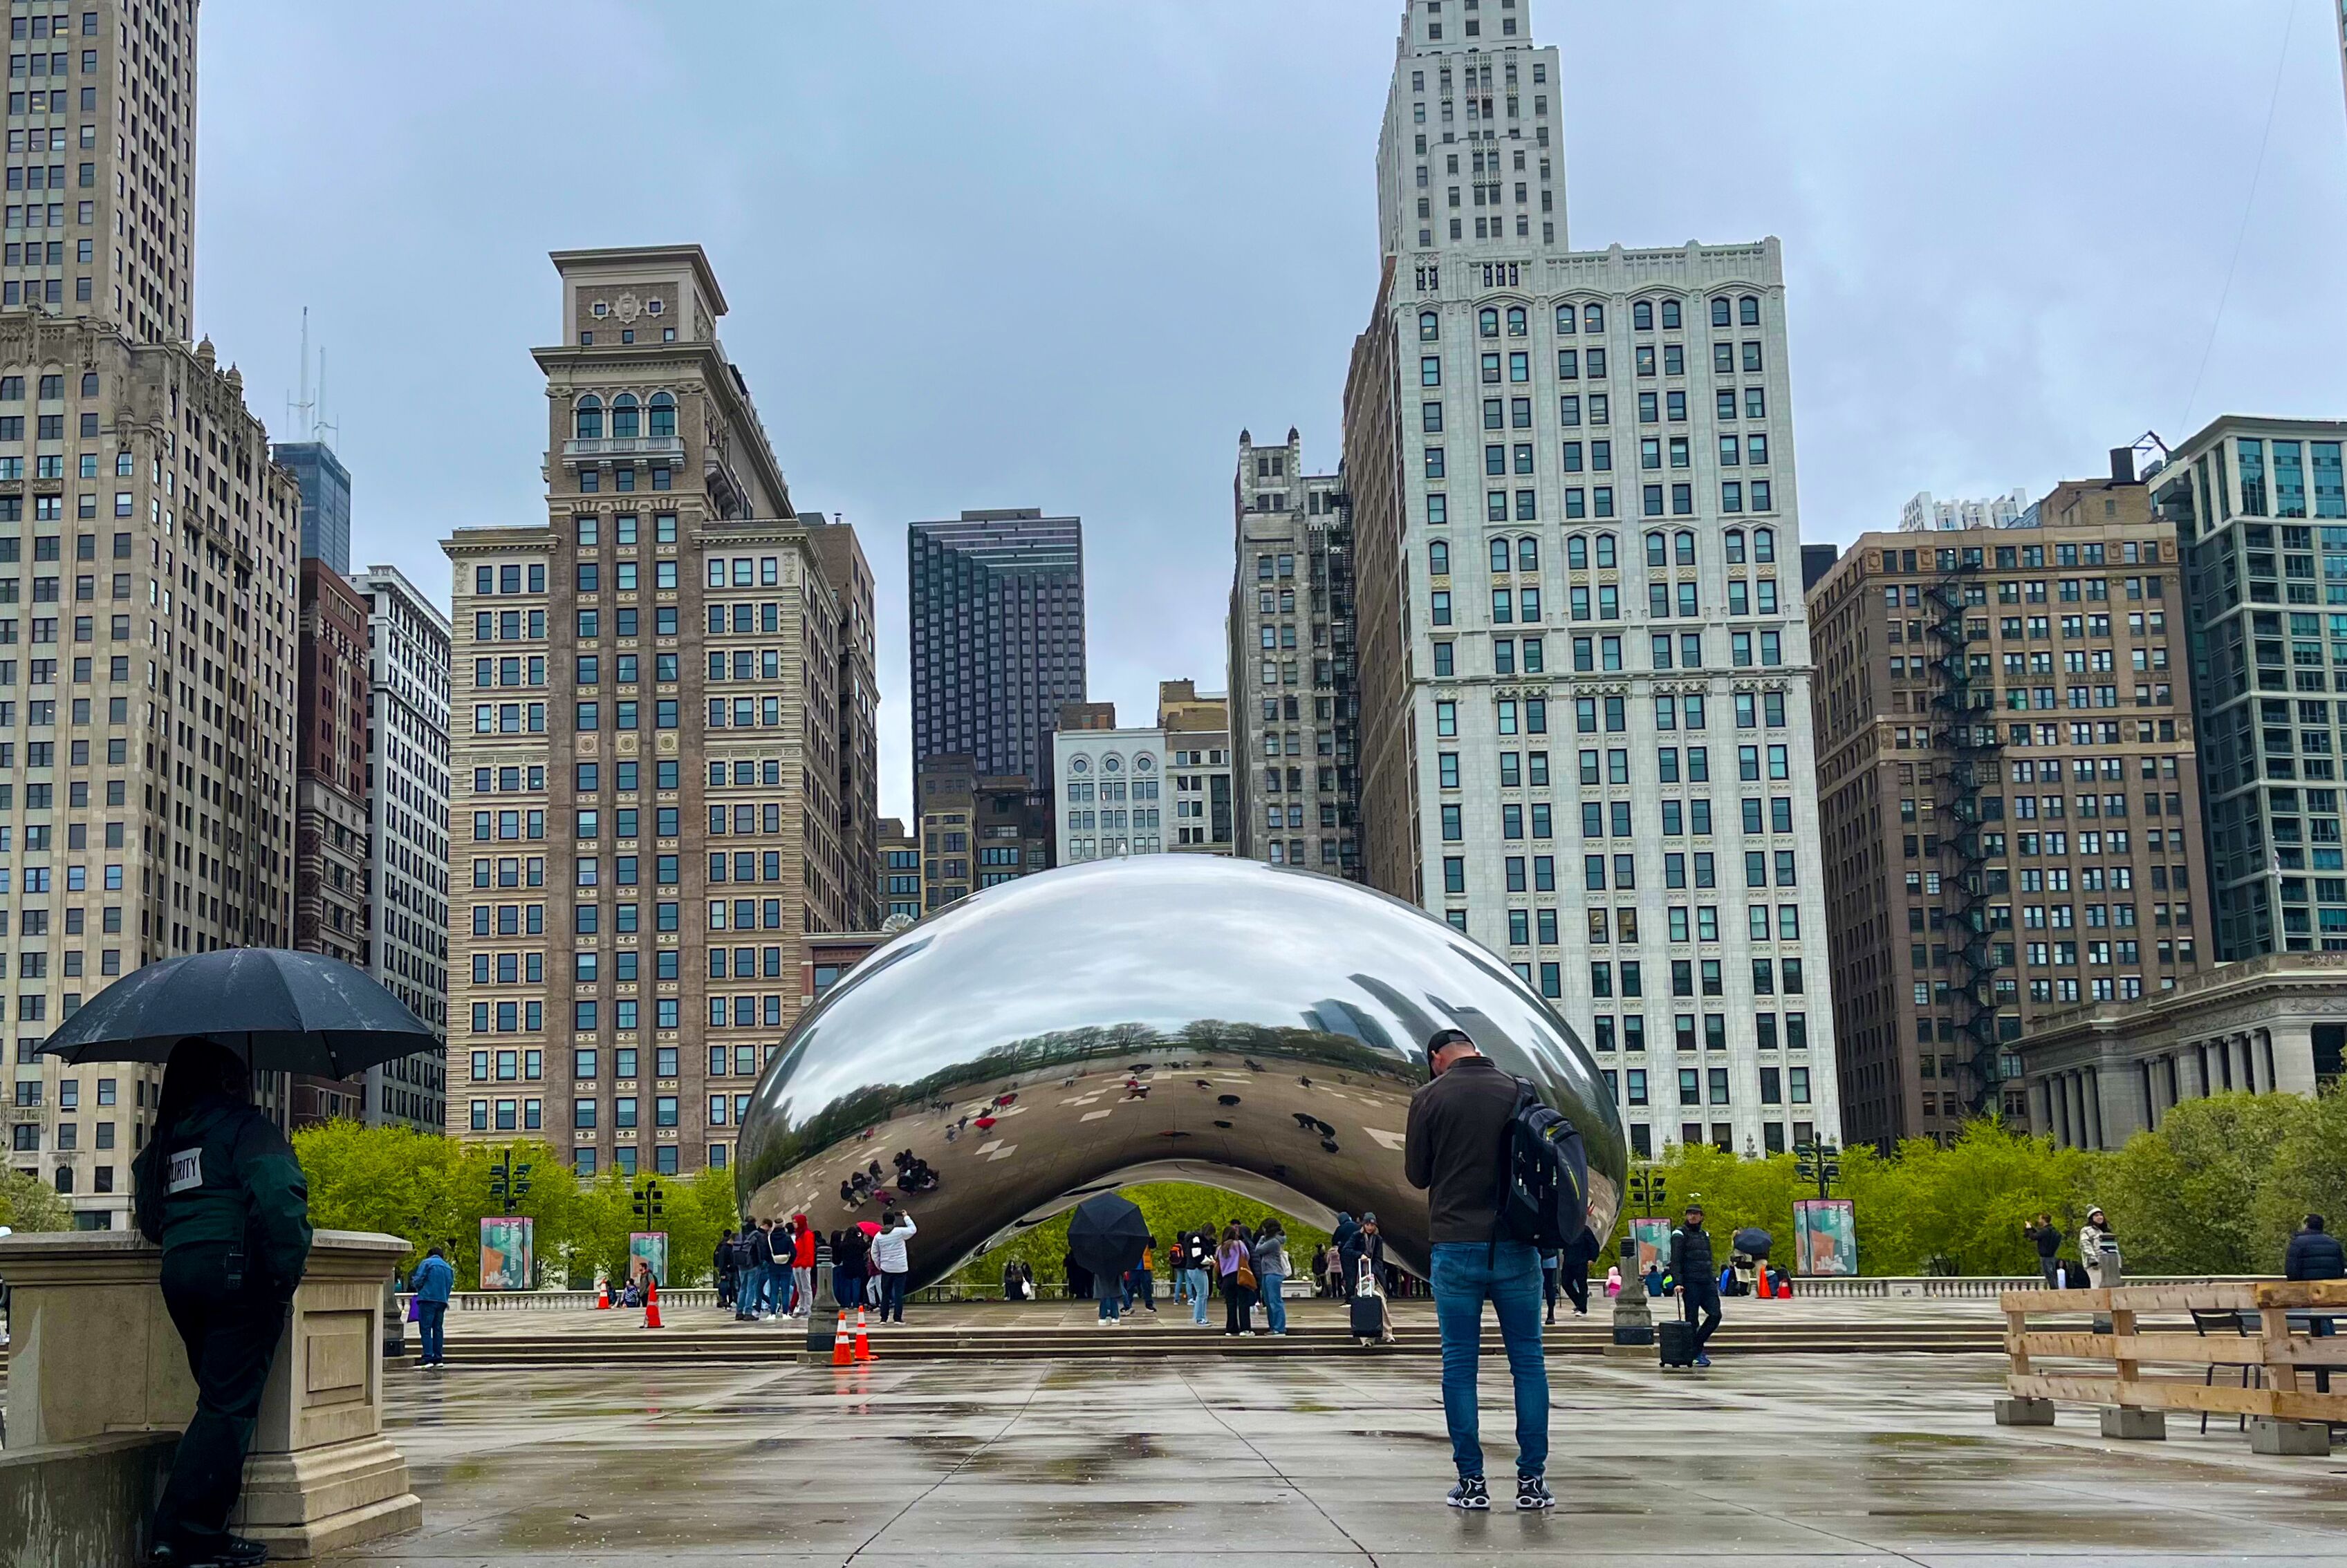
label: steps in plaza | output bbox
[391,1314,2003,1369]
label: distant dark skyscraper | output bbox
[909,509,1086,792]
[273,440,353,572]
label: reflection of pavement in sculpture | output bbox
[736,857,1625,1288]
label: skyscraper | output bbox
[1,2,196,345]
[1344,1,1840,1158]
[907,509,1086,796]
[1809,460,2210,1148]
[1227,429,1361,875]
[2,3,299,1221]
[288,559,371,1126]
[273,440,353,572]
[443,245,875,1181]
[2149,417,2347,959]
[351,564,450,1133]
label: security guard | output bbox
[132,1038,313,1568]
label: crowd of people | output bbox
[714,1209,919,1323]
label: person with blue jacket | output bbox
[410,1245,456,1368]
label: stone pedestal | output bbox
[1994,1397,2057,1427]
[2099,1406,2166,1441]
[0,1228,423,1560]
[1606,1284,1655,1359]
[2249,1417,2332,1457]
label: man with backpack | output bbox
[1403,1027,1555,1513]
[1669,1203,1721,1368]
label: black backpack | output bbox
[1492,1076,1590,1253]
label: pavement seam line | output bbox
[1171,1363,1383,1567]
[837,1361,1049,1567]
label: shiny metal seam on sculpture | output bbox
[736,857,1625,1289]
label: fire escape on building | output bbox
[1923,543,2019,1121]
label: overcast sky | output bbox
[194,1,2347,822]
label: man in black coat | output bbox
[2287,1213,2345,1394]
[1669,1203,1722,1367]
[2023,1213,2063,1288]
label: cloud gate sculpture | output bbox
[735,857,1625,1289]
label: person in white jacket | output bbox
[871,1208,918,1323]
[2079,1208,2122,1288]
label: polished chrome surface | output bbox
[736,857,1624,1288]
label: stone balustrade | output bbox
[0,1227,421,1561]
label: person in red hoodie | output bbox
[790,1212,817,1320]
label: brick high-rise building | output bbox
[913,754,1050,908]
[287,557,370,1126]
[1228,429,1361,875]
[801,513,881,933]
[443,245,875,1180]
[878,816,922,926]
[1808,455,2211,1148]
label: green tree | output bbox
[2261,1085,2347,1258]
[294,1123,581,1285]
[2096,1092,2312,1275]
[1848,1121,2093,1276]
[0,1166,73,1232]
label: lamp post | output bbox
[1608,1164,1666,1356]
[1794,1139,1841,1202]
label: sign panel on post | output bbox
[629,1231,669,1288]
[480,1215,534,1291]
[1629,1216,1673,1278]
[1793,1198,1858,1277]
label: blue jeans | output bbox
[1185,1268,1212,1323]
[416,1300,447,1363]
[1430,1241,1549,1480]
[1260,1273,1286,1333]
[1099,1291,1122,1321]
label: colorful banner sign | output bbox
[1629,1216,1673,1278]
[479,1215,534,1291]
[629,1231,669,1289]
[1793,1198,1858,1277]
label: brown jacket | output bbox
[1404,1054,1519,1244]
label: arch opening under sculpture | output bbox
[735,858,1626,1291]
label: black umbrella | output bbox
[39,949,436,1076]
[1734,1226,1774,1259]
[1065,1192,1152,1283]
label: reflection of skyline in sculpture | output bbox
[734,857,1626,1288]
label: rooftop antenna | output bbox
[315,344,338,451]
[284,308,339,449]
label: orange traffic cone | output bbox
[852,1305,874,1363]
[597,1279,611,1309]
[643,1278,664,1329]
[831,1310,853,1365]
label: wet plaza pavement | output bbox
[334,1340,2347,1566]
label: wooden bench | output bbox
[1998,1280,2347,1455]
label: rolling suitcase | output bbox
[1657,1316,1698,1368]
[1351,1258,1387,1343]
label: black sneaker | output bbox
[1516,1475,1556,1511]
[1447,1475,1490,1510]
[217,1539,272,1568]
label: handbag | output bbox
[405,1295,421,1322]
[1236,1262,1257,1292]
